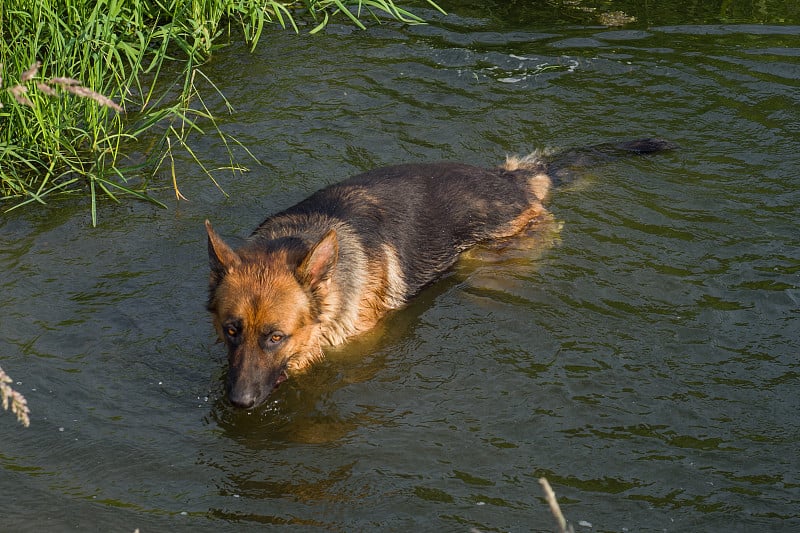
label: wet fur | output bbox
[206,139,675,408]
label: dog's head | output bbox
[205,220,338,409]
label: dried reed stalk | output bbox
[1,61,123,112]
[0,366,30,427]
[539,477,574,533]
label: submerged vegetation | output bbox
[0,0,444,224]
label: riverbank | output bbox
[0,0,442,224]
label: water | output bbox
[2,3,799,531]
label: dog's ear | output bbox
[205,220,241,283]
[297,229,338,290]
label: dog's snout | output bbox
[226,369,262,409]
[226,361,287,409]
[229,391,257,409]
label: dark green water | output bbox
[2,2,799,531]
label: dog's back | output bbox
[261,161,550,289]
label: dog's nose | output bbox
[228,389,257,409]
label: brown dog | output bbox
[206,139,674,408]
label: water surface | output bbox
[2,3,799,531]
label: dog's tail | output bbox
[504,138,677,187]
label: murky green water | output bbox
[2,2,799,531]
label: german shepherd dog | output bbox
[206,139,674,408]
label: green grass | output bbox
[0,0,444,225]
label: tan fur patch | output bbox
[492,202,548,239]
[315,224,369,346]
[503,150,546,172]
[527,172,552,202]
[380,243,408,310]
[503,152,552,203]
[346,242,408,336]
[213,262,308,333]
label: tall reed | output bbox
[0,366,29,427]
[0,0,444,224]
